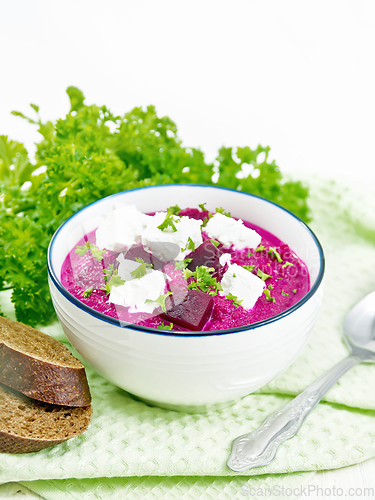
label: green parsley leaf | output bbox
[292,289,297,294]
[268,246,282,263]
[198,203,207,211]
[202,212,213,227]
[174,258,193,270]
[215,207,231,217]
[187,265,221,295]
[157,205,182,232]
[247,252,253,257]
[130,258,153,279]
[103,264,116,283]
[226,292,242,307]
[75,242,90,256]
[75,242,105,262]
[181,236,195,253]
[157,214,178,232]
[263,288,276,303]
[282,291,289,297]
[146,292,172,313]
[255,244,265,252]
[104,275,125,295]
[183,268,195,279]
[210,239,220,247]
[101,264,125,295]
[242,264,255,272]
[257,269,272,281]
[215,145,310,221]
[90,246,106,262]
[82,287,93,297]
[282,261,294,269]
[167,204,181,215]
[268,284,274,290]
[157,322,173,330]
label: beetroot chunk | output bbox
[124,244,165,270]
[187,240,222,272]
[161,289,213,331]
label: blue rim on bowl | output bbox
[47,184,325,338]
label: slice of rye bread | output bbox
[0,383,92,454]
[0,316,91,406]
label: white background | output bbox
[0,2,375,498]
[1,0,375,184]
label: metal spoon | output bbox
[227,291,375,472]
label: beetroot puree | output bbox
[61,209,310,331]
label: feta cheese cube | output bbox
[220,263,265,310]
[109,270,166,314]
[142,213,203,261]
[219,252,232,266]
[95,204,152,252]
[205,213,261,250]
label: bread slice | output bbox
[0,316,91,407]
[0,383,92,454]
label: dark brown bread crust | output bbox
[0,384,92,454]
[0,317,91,407]
[0,430,73,454]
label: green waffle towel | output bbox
[1,176,375,499]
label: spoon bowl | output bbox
[343,291,375,357]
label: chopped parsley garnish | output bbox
[158,216,178,232]
[181,237,195,253]
[202,212,213,227]
[75,242,105,262]
[101,264,125,295]
[268,284,274,290]
[292,289,297,294]
[167,204,181,215]
[82,287,93,297]
[174,258,193,270]
[198,203,207,211]
[243,264,255,272]
[226,292,242,307]
[282,291,289,297]
[215,207,231,217]
[257,269,272,281]
[268,246,283,263]
[157,213,180,232]
[263,288,276,303]
[157,205,181,232]
[210,239,220,247]
[282,261,294,269]
[102,264,115,282]
[130,258,153,279]
[157,322,173,330]
[255,244,265,252]
[145,292,172,313]
[247,252,253,257]
[186,265,222,296]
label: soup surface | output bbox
[61,205,310,332]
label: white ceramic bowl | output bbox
[47,184,324,412]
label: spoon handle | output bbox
[227,355,361,472]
